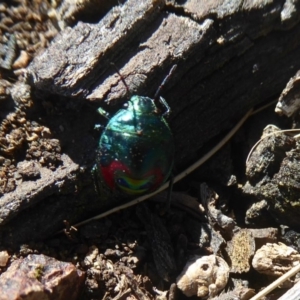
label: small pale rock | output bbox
[0,251,10,267]
[211,286,255,300]
[0,254,85,300]
[10,82,32,105]
[252,242,300,276]
[275,70,300,117]
[82,245,99,267]
[176,255,230,298]
[12,50,30,69]
[17,161,41,180]
[200,183,236,230]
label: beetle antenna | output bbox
[110,62,130,96]
[153,64,177,102]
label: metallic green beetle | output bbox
[94,65,176,197]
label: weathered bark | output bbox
[2,0,300,245]
[27,0,300,163]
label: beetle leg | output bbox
[92,164,100,193]
[92,164,104,199]
[97,107,111,119]
[164,173,174,211]
[159,96,171,117]
[94,124,105,131]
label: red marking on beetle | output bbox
[100,160,130,189]
[100,160,165,193]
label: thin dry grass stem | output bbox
[250,99,277,116]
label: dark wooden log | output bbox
[2,0,300,245]
[27,0,300,166]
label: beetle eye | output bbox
[123,103,128,108]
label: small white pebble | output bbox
[0,251,10,267]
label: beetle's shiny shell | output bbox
[97,95,174,196]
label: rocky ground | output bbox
[2,1,300,300]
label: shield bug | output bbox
[94,65,176,198]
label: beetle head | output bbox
[128,95,157,114]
